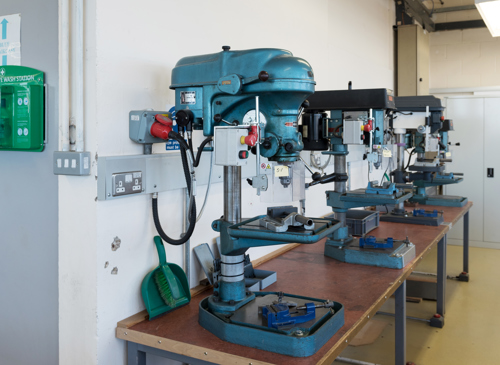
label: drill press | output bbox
[304,89,416,269]
[162,47,344,357]
[390,95,467,208]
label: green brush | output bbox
[141,236,191,319]
[154,265,182,307]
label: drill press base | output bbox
[410,194,468,207]
[380,211,444,226]
[199,292,344,357]
[324,238,416,269]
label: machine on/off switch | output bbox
[239,150,249,159]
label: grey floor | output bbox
[334,244,500,365]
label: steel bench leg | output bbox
[395,280,406,365]
[430,236,445,328]
[128,342,146,365]
[458,211,470,282]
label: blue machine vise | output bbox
[435,172,454,180]
[262,302,316,329]
[365,181,399,195]
[359,236,394,249]
[413,209,439,218]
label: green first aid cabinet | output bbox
[0,66,45,152]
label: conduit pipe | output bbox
[70,0,84,152]
[59,0,70,151]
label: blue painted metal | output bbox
[440,130,450,152]
[170,48,315,163]
[223,217,342,249]
[413,174,463,187]
[410,193,468,207]
[365,181,398,195]
[359,236,394,249]
[372,109,385,145]
[262,302,316,329]
[413,209,439,218]
[207,291,255,315]
[410,171,467,207]
[198,292,345,357]
[324,238,415,269]
[326,186,412,210]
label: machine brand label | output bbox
[285,122,293,127]
[221,80,231,85]
[180,91,196,105]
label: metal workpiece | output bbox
[223,166,241,224]
[259,206,315,233]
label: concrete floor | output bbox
[333,244,500,365]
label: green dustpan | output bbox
[141,236,191,319]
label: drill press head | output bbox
[170,46,315,162]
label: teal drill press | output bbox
[140,47,346,357]
[391,96,467,208]
[303,89,416,269]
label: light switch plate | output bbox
[53,151,91,176]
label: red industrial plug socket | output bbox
[150,114,173,140]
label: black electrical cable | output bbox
[188,137,194,157]
[405,148,416,171]
[152,131,197,246]
[194,136,213,168]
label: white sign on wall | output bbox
[0,14,21,66]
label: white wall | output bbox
[430,28,500,90]
[58,1,396,364]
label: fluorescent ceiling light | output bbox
[475,0,500,37]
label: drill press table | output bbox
[117,203,472,365]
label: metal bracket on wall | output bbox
[396,0,435,31]
[396,0,486,32]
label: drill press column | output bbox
[334,154,347,225]
[219,166,247,303]
[395,129,406,212]
[224,166,241,224]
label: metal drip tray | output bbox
[199,292,344,357]
[325,237,416,269]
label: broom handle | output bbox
[154,236,167,266]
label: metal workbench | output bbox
[116,202,472,365]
